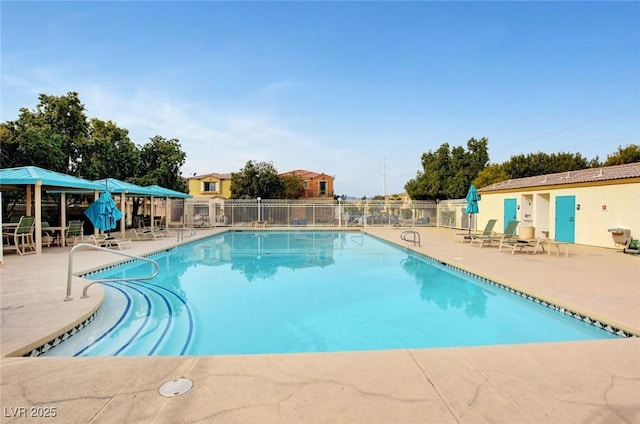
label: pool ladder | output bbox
[175,226,196,242]
[401,230,421,247]
[64,243,160,302]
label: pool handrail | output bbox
[401,230,421,246]
[64,243,160,302]
[174,226,196,242]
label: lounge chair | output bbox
[128,226,166,241]
[470,220,519,248]
[2,215,36,255]
[499,237,545,255]
[88,234,133,250]
[64,220,84,246]
[456,219,497,242]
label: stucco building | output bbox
[187,173,232,199]
[476,162,640,248]
[279,169,335,199]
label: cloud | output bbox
[1,62,399,196]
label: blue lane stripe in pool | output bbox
[73,284,134,357]
[43,231,628,357]
[113,282,153,356]
[129,281,195,355]
[128,281,195,355]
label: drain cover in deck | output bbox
[159,378,193,397]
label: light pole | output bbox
[338,197,342,228]
[257,197,261,222]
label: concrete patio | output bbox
[1,227,639,423]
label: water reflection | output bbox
[401,256,491,318]
[180,232,340,282]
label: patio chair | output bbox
[2,215,36,255]
[41,221,54,247]
[88,234,133,250]
[128,225,166,241]
[455,219,497,242]
[64,220,84,246]
[470,220,519,248]
[499,237,545,255]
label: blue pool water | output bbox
[46,231,617,356]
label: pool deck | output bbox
[1,226,639,423]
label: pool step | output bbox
[44,281,193,357]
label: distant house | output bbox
[279,169,335,199]
[477,162,640,248]
[187,173,232,199]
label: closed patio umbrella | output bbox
[84,192,124,236]
[465,184,480,235]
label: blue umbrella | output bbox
[465,184,480,234]
[84,192,124,235]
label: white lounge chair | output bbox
[88,234,133,250]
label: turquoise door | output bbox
[555,195,575,243]
[503,198,517,231]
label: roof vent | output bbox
[597,168,603,177]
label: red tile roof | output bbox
[478,162,640,192]
[279,169,331,179]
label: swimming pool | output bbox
[45,231,618,356]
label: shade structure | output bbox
[0,166,105,191]
[0,166,103,255]
[145,185,192,199]
[93,178,159,196]
[465,184,480,234]
[84,192,124,233]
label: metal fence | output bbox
[182,198,476,230]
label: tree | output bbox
[280,175,304,199]
[0,116,66,171]
[405,137,489,200]
[473,163,510,188]
[77,119,140,181]
[230,160,284,199]
[603,144,640,166]
[503,152,591,179]
[136,135,187,191]
[36,92,89,174]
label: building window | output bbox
[303,181,309,189]
[203,181,218,192]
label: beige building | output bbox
[476,163,640,248]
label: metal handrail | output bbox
[174,226,196,242]
[64,243,160,301]
[401,230,421,247]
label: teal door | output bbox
[555,195,575,243]
[503,198,517,231]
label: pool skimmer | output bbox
[159,378,193,397]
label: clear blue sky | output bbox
[2,1,639,197]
